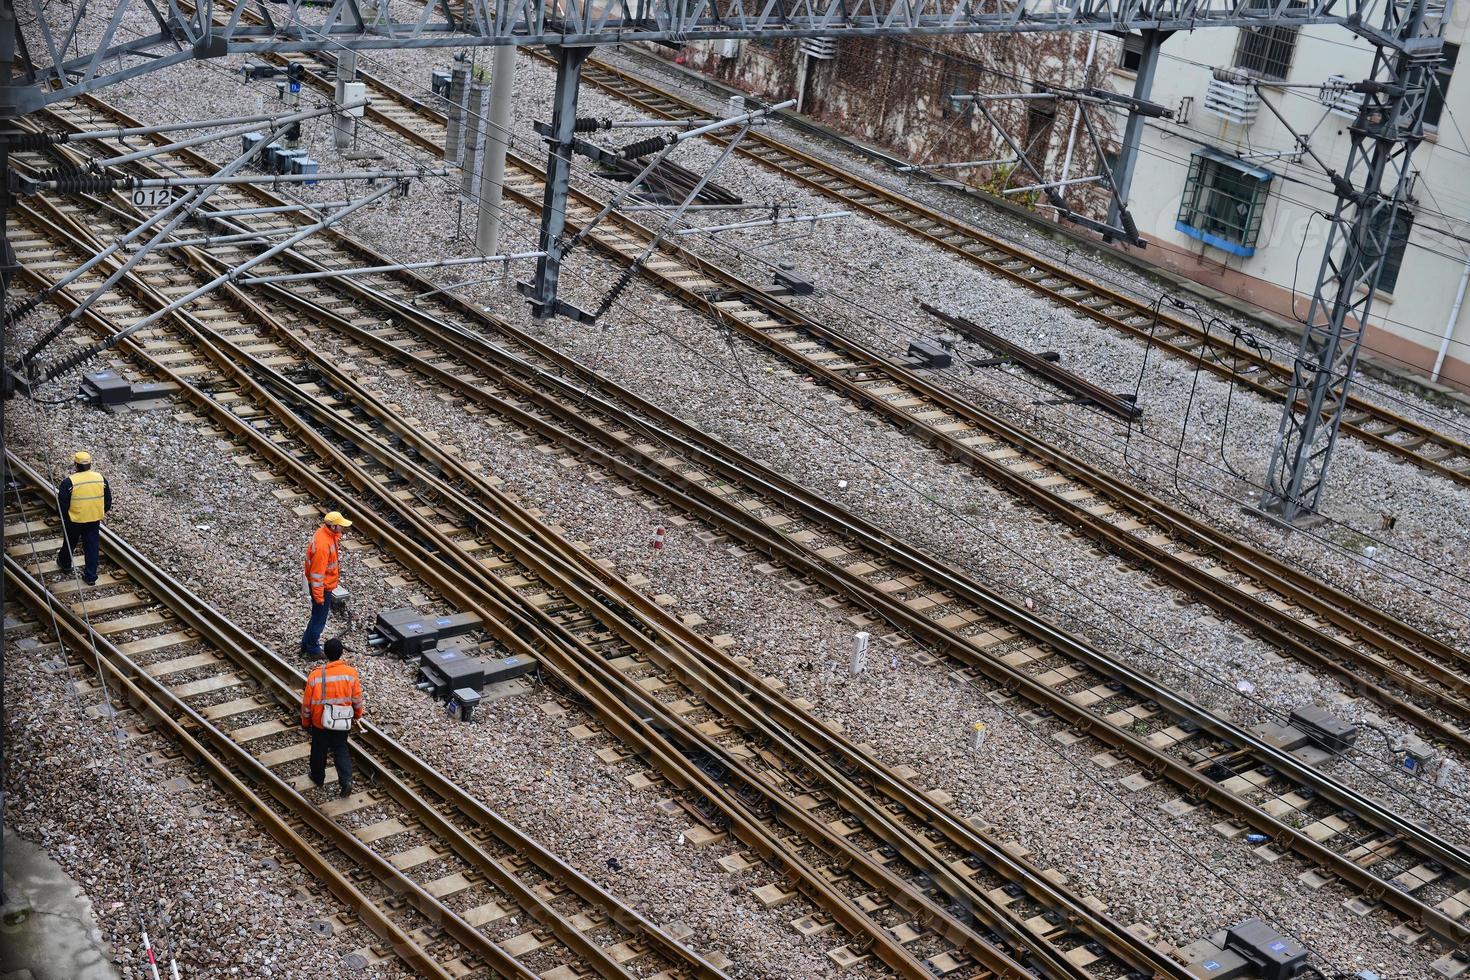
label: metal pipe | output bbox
[1002,173,1103,195]
[157,198,382,248]
[1059,30,1099,185]
[949,91,1058,102]
[897,157,1013,172]
[58,105,341,142]
[672,210,850,234]
[104,99,367,166]
[620,202,801,212]
[671,99,795,143]
[34,183,395,383]
[202,199,357,218]
[237,251,545,285]
[604,117,721,128]
[1431,256,1470,382]
[28,167,447,191]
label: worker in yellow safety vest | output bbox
[56,451,112,586]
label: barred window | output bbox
[1234,0,1303,82]
[1175,150,1272,256]
[1350,207,1414,294]
[1425,42,1459,128]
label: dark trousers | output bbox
[308,726,352,789]
[57,520,101,581]
[300,598,330,657]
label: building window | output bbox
[1234,0,1302,82]
[1175,150,1272,256]
[1351,207,1414,294]
[1120,34,1145,73]
[1425,41,1458,128]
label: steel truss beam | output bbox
[4,0,1412,115]
[1259,0,1449,522]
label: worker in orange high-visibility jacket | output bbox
[57,451,112,586]
[300,510,351,659]
[300,638,364,798]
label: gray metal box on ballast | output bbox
[374,608,481,658]
[1225,918,1307,980]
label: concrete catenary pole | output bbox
[443,65,469,165]
[476,45,517,255]
[460,73,491,202]
[333,50,358,150]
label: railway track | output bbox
[223,57,1470,763]
[2,454,725,980]
[12,97,1470,965]
[10,149,1182,980]
[566,54,1470,488]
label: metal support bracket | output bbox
[520,45,591,322]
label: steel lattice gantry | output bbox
[1259,0,1451,522]
[0,0,1416,115]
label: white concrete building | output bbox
[1105,14,1469,390]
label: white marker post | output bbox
[850,632,869,676]
[970,722,988,750]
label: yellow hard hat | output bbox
[74,451,92,465]
[324,511,353,528]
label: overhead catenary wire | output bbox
[69,45,1470,628]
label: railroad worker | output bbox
[300,637,363,798]
[300,510,351,659]
[56,451,112,586]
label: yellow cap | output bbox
[324,511,353,528]
[74,451,92,465]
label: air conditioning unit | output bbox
[800,37,837,60]
[1203,75,1260,126]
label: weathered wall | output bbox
[663,35,1122,218]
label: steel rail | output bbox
[294,74,1470,751]
[177,261,1167,979]
[199,31,1470,707]
[1,564,454,980]
[33,151,1468,960]
[3,447,721,980]
[7,214,735,980]
[17,103,1165,980]
[564,55,1470,489]
[145,234,1175,977]
[199,225,1470,947]
[1,552,538,980]
[12,195,1027,979]
[28,94,1470,952]
[269,53,1470,692]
